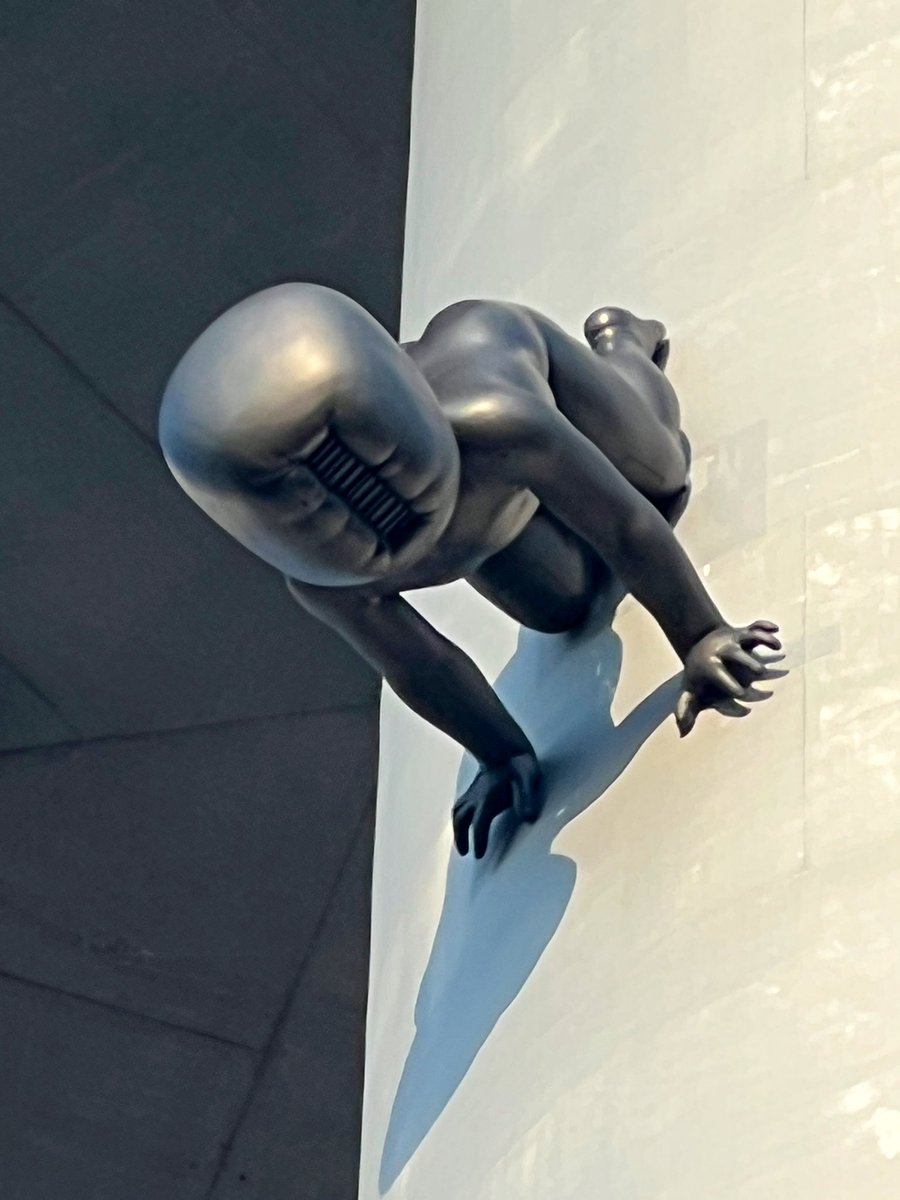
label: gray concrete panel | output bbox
[0,0,410,437]
[218,0,417,167]
[0,707,377,1048]
[0,973,256,1200]
[0,1,413,1190]
[0,658,75,752]
[0,305,378,739]
[211,800,375,1198]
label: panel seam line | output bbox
[203,790,375,1196]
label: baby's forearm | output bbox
[385,644,533,767]
[604,501,724,660]
[556,480,723,659]
[287,581,533,766]
[529,418,724,661]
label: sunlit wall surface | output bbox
[361,2,900,1196]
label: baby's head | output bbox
[159,284,461,586]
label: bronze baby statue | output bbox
[159,284,779,856]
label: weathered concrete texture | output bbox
[362,1,900,1197]
[0,973,256,1200]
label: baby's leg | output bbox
[532,309,691,508]
[469,507,611,633]
[469,440,690,636]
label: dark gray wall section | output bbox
[0,307,376,737]
[0,0,415,1194]
[0,0,413,436]
[0,975,257,1200]
[0,659,75,753]
[0,709,378,1048]
[211,801,376,1198]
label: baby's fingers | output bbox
[723,646,767,678]
[675,689,699,737]
[740,621,782,652]
[714,697,751,718]
[707,660,747,698]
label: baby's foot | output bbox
[583,306,669,371]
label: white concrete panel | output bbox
[363,0,900,1196]
[806,0,900,177]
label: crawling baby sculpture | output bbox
[159,285,780,856]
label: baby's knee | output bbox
[654,430,692,522]
[422,298,544,360]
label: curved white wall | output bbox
[361,3,900,1197]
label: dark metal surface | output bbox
[161,284,781,860]
[0,1,415,1195]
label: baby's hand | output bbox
[452,752,542,858]
[675,620,782,736]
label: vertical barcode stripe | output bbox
[303,433,423,550]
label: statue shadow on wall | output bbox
[379,586,681,1193]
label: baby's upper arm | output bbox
[285,578,445,681]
